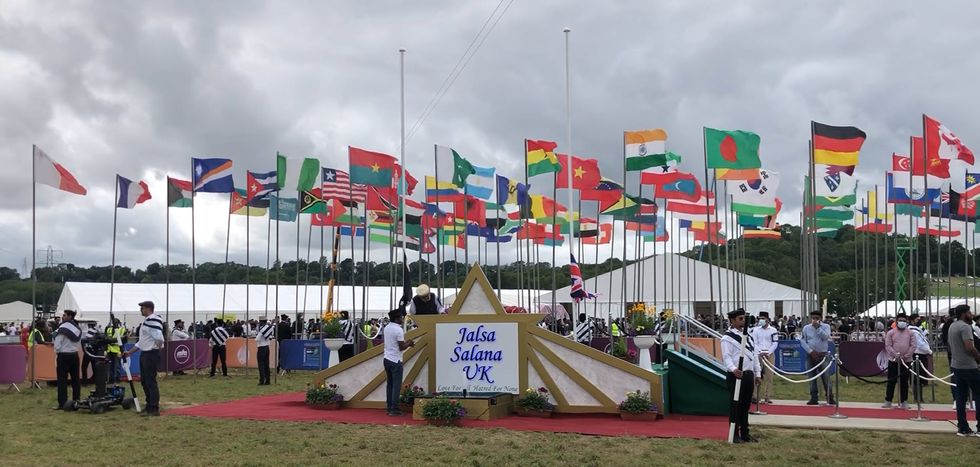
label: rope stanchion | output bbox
[908,355,929,422]
[834,357,891,384]
[759,354,830,375]
[760,356,834,384]
[900,358,956,387]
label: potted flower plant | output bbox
[611,339,638,364]
[421,396,466,426]
[320,311,346,368]
[514,387,555,417]
[399,384,425,414]
[306,382,344,410]
[618,390,659,421]
[630,312,658,370]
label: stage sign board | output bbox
[435,322,519,394]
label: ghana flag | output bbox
[704,127,761,170]
[812,122,867,167]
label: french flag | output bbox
[117,175,151,209]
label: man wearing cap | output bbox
[883,312,916,409]
[209,318,230,377]
[53,309,82,409]
[409,284,444,315]
[255,317,275,385]
[122,301,165,416]
[800,310,835,405]
[339,311,355,362]
[720,308,761,443]
[750,311,779,404]
[948,304,980,436]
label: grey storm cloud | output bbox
[2,0,980,274]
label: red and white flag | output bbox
[33,146,86,195]
[924,115,974,165]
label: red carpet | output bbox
[167,391,728,440]
[761,403,955,420]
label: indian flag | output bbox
[625,129,669,171]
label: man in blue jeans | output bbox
[383,309,414,416]
[948,305,980,436]
[799,310,835,405]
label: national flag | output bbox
[436,145,475,188]
[275,154,319,192]
[918,227,960,238]
[115,175,151,209]
[885,172,940,206]
[624,129,669,171]
[667,193,716,222]
[715,168,762,181]
[641,170,702,202]
[465,164,495,200]
[525,194,564,220]
[246,170,278,202]
[855,221,892,234]
[366,186,396,212]
[322,168,367,203]
[743,228,782,240]
[811,122,867,167]
[167,177,193,208]
[865,189,893,222]
[454,195,487,226]
[813,205,853,221]
[569,254,597,303]
[572,218,600,238]
[894,204,924,217]
[426,176,464,202]
[495,175,530,207]
[907,136,951,179]
[581,223,613,245]
[192,157,234,193]
[269,195,299,222]
[33,146,87,195]
[557,154,602,190]
[738,214,767,228]
[580,177,623,210]
[231,189,268,216]
[924,115,974,165]
[704,128,761,170]
[526,139,560,177]
[966,173,980,201]
[392,165,418,196]
[337,226,365,237]
[812,167,858,206]
[892,154,911,172]
[300,188,326,214]
[349,146,397,187]
[728,170,779,215]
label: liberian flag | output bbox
[33,145,86,195]
[569,254,596,303]
[116,175,151,209]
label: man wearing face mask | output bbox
[800,310,835,405]
[882,313,916,409]
[750,311,779,404]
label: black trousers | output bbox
[339,344,354,362]
[81,353,94,384]
[210,345,227,376]
[885,360,910,403]
[257,346,270,384]
[56,352,80,408]
[383,359,403,413]
[140,349,160,413]
[727,370,754,439]
[911,354,930,402]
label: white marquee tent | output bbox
[860,298,975,318]
[541,253,807,318]
[0,300,33,323]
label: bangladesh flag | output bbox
[349,146,396,187]
[167,177,193,208]
[704,128,761,170]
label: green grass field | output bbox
[3,365,978,466]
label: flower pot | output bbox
[425,418,459,427]
[619,411,658,421]
[308,401,343,410]
[399,403,414,414]
[515,407,553,418]
[633,335,657,371]
[322,338,347,369]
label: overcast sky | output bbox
[3,0,980,275]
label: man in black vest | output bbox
[720,308,761,443]
[409,284,443,315]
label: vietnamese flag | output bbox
[349,146,397,187]
[556,154,602,190]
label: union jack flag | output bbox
[569,254,596,303]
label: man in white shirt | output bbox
[383,309,415,416]
[53,309,82,410]
[255,317,276,386]
[908,314,932,403]
[574,313,593,344]
[720,308,761,443]
[122,301,165,416]
[750,311,779,404]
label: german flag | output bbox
[812,122,867,167]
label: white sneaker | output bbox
[881,401,892,408]
[899,402,909,410]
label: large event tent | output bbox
[541,253,807,318]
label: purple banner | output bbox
[837,341,933,377]
[162,339,211,372]
[0,344,27,384]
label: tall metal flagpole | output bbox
[563,28,575,320]
[221,193,232,321]
[31,145,38,388]
[701,129,716,328]
[166,180,171,336]
[399,48,407,328]
[191,160,198,379]
[110,175,119,324]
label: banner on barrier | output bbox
[775,340,836,374]
[279,340,331,370]
[163,339,211,372]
